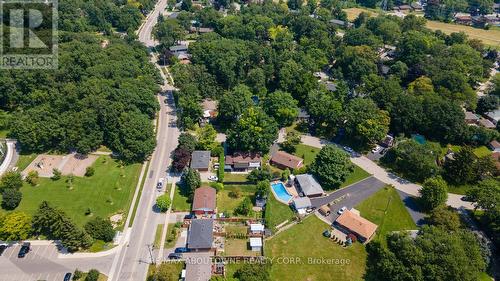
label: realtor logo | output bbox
[0,0,58,69]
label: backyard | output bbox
[14,156,142,227]
[356,186,417,243]
[217,185,262,218]
[224,238,261,256]
[265,215,367,281]
[264,192,295,231]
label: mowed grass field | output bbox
[343,7,500,47]
[14,156,142,227]
[265,215,367,281]
[356,186,416,243]
[217,184,257,214]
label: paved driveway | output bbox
[311,177,386,223]
[396,190,426,226]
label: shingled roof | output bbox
[187,219,214,249]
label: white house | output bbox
[249,237,262,252]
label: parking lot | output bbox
[0,243,113,281]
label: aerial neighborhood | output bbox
[0,0,498,280]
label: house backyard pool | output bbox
[271,182,293,203]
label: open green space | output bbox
[266,215,367,281]
[129,161,149,227]
[147,262,184,281]
[441,145,491,158]
[339,165,371,188]
[224,238,260,256]
[16,153,37,171]
[223,172,249,183]
[165,223,180,248]
[356,186,417,243]
[171,184,191,212]
[264,192,295,231]
[153,224,164,249]
[217,185,256,215]
[225,224,248,235]
[293,144,320,166]
[13,156,141,227]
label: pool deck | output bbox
[271,181,297,204]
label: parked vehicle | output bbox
[343,146,354,153]
[337,206,347,215]
[168,253,182,260]
[0,244,7,256]
[208,175,218,181]
[18,242,31,258]
[184,214,194,220]
[371,146,381,153]
[174,247,189,253]
[63,273,72,281]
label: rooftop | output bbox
[249,237,262,247]
[465,111,479,120]
[271,151,304,169]
[335,210,378,239]
[250,223,264,232]
[293,197,312,209]
[225,152,261,164]
[187,219,214,249]
[192,186,216,212]
[190,150,211,170]
[295,174,324,196]
[490,140,500,149]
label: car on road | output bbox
[337,206,347,215]
[63,273,72,281]
[174,247,189,253]
[18,242,31,258]
[157,178,164,189]
[208,175,218,181]
[0,244,7,256]
[168,253,182,260]
[343,146,354,153]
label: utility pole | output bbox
[147,243,156,265]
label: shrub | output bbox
[73,269,83,280]
[217,153,225,183]
[234,197,252,216]
[85,167,95,177]
[84,217,115,242]
[228,188,241,198]
[156,194,171,212]
[85,269,100,281]
[25,170,39,186]
[51,168,62,180]
[0,171,23,190]
[1,188,22,210]
[209,182,224,192]
[247,168,272,183]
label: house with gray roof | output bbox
[292,197,312,215]
[190,151,211,171]
[187,219,214,251]
[294,174,325,198]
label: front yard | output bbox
[14,156,141,227]
[171,184,191,212]
[265,215,367,281]
[356,186,417,243]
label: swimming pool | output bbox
[271,182,293,203]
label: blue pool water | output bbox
[271,182,293,202]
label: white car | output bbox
[157,178,164,189]
[208,175,218,181]
[337,206,347,215]
[343,146,354,153]
[372,146,381,153]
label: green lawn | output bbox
[147,262,184,281]
[441,145,491,158]
[153,224,164,249]
[165,223,180,248]
[13,156,141,227]
[266,215,367,281]
[447,184,472,195]
[224,238,260,256]
[16,153,37,171]
[293,144,320,166]
[217,185,256,215]
[264,192,295,231]
[223,173,249,183]
[0,129,9,138]
[225,224,248,235]
[356,186,416,243]
[171,184,191,212]
[339,165,371,188]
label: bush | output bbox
[247,168,272,183]
[419,176,448,210]
[85,167,95,177]
[84,217,115,242]
[156,194,171,212]
[228,188,241,198]
[217,153,225,183]
[209,182,224,192]
[234,197,252,216]
[51,168,62,180]
[0,171,23,190]
[25,170,39,186]
[85,269,100,281]
[73,269,83,280]
[1,188,22,210]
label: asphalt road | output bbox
[311,176,386,223]
[108,1,179,280]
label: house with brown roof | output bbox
[479,117,496,129]
[465,111,480,125]
[225,152,261,172]
[270,151,304,170]
[192,186,216,215]
[333,210,378,244]
[489,140,500,152]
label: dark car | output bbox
[183,214,194,220]
[174,247,189,253]
[18,242,31,258]
[0,245,7,256]
[63,273,72,281]
[168,253,182,260]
